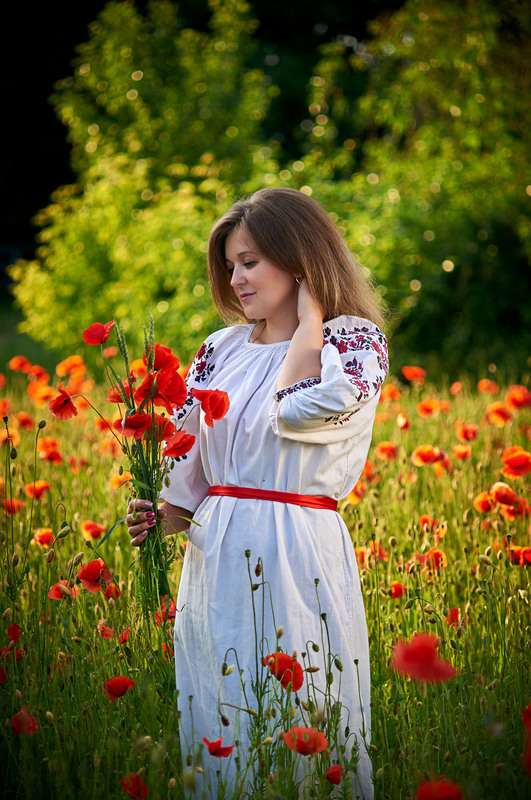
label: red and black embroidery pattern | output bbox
[323,325,389,402]
[175,340,216,421]
[274,377,322,403]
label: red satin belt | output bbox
[207,485,338,511]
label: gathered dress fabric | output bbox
[162,315,389,799]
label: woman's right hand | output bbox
[126,499,168,547]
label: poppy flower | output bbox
[446,608,460,627]
[325,764,343,785]
[508,545,531,566]
[401,366,426,385]
[500,445,531,479]
[55,355,86,377]
[134,370,187,415]
[202,736,235,757]
[119,627,132,644]
[368,540,389,562]
[49,383,78,420]
[417,398,439,418]
[191,388,230,427]
[346,479,367,505]
[397,412,410,430]
[48,580,80,600]
[106,377,136,404]
[419,515,438,532]
[105,582,121,599]
[0,428,20,448]
[119,773,149,799]
[97,619,115,639]
[0,667,7,684]
[489,481,518,507]
[283,726,328,755]
[104,676,135,701]
[143,343,180,372]
[454,421,478,442]
[103,346,118,358]
[478,378,499,394]
[113,413,152,440]
[8,355,32,373]
[17,411,34,429]
[11,706,39,736]
[390,581,407,599]
[81,520,106,541]
[154,595,177,627]
[499,499,529,521]
[424,547,447,571]
[146,413,176,443]
[0,399,10,416]
[82,320,115,345]
[110,471,132,490]
[77,558,113,592]
[8,623,21,644]
[450,381,462,395]
[380,384,401,401]
[505,384,531,411]
[374,441,398,461]
[162,431,196,458]
[31,528,53,547]
[27,380,56,408]
[1,499,24,516]
[24,480,51,500]
[486,402,511,427]
[411,445,442,466]
[391,633,457,683]
[130,359,148,378]
[452,444,471,460]
[415,777,465,799]
[473,491,493,513]
[264,652,304,692]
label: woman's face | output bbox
[224,227,298,322]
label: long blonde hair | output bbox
[208,187,386,330]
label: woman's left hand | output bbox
[296,278,324,323]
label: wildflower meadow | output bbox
[1,337,530,800]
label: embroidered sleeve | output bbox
[273,377,322,402]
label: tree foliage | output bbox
[9,0,531,374]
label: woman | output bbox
[127,188,388,798]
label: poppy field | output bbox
[1,348,530,800]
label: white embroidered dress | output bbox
[162,315,388,799]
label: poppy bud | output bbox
[305,666,320,673]
[244,550,251,558]
[10,447,17,460]
[56,526,71,539]
[73,552,84,566]
[312,643,319,652]
[389,536,397,548]
[45,548,55,564]
[46,711,54,722]
[276,627,284,639]
[251,583,259,591]
[375,768,384,779]
[404,598,415,609]
[254,561,262,577]
[442,606,449,617]
[334,657,343,672]
[479,554,493,567]
[220,715,230,727]
[261,737,274,746]
[118,465,124,475]
[11,553,19,568]
[2,608,12,620]
[268,772,275,784]
[423,604,434,613]
[427,617,437,624]
[16,689,22,701]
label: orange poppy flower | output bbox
[27,380,56,408]
[31,528,53,547]
[110,471,132,490]
[391,633,457,683]
[401,366,426,385]
[24,480,51,500]
[283,726,328,755]
[473,491,493,513]
[69,456,88,474]
[49,383,78,420]
[397,411,409,430]
[505,384,531,411]
[419,515,438,532]
[390,581,407,599]
[0,399,10,416]
[374,441,398,461]
[500,445,531,479]
[411,445,442,466]
[368,540,389,562]
[425,547,447,571]
[130,359,148,378]
[0,373,5,390]
[102,346,118,358]
[380,384,401,402]
[99,438,122,458]
[345,479,367,505]
[417,398,439,417]
[454,421,478,442]
[450,381,462,396]
[55,355,86,377]
[452,444,472,460]
[81,520,106,541]
[489,481,518,507]
[354,547,367,568]
[498,498,529,521]
[485,402,511,427]
[0,428,20,448]
[478,378,499,394]
[8,355,32,373]
[48,580,80,600]
[28,364,49,382]
[508,545,531,566]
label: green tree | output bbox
[10,0,274,366]
[291,0,531,373]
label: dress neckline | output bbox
[244,324,291,347]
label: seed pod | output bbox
[11,553,19,568]
[276,626,284,639]
[479,554,493,567]
[45,549,55,564]
[56,526,71,540]
[404,598,415,609]
[73,552,84,566]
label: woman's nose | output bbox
[230,265,244,287]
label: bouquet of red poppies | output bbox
[49,316,228,613]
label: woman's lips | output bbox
[240,293,255,301]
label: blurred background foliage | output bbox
[7,0,531,375]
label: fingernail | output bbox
[146,512,155,520]
[144,501,153,508]
[147,519,156,527]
